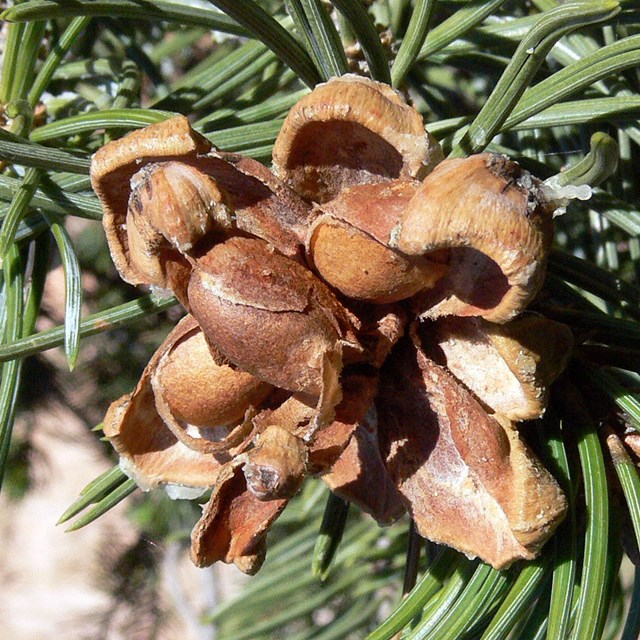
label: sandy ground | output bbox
[0,402,137,640]
[0,265,246,640]
[0,396,249,640]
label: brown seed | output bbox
[307,181,447,303]
[187,237,358,405]
[129,161,234,254]
[152,318,272,430]
[106,314,274,481]
[118,161,235,299]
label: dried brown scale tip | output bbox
[376,335,567,569]
[309,370,380,472]
[318,373,406,525]
[92,116,315,292]
[391,153,555,323]
[308,181,448,303]
[272,74,442,203]
[424,314,573,421]
[91,116,214,285]
[241,425,308,500]
[346,302,408,369]
[209,152,316,260]
[190,460,288,573]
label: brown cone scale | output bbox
[391,154,554,323]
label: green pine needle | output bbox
[312,491,350,580]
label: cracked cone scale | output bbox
[92,74,571,573]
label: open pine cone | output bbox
[91,75,573,574]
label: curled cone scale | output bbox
[425,314,573,420]
[125,161,235,300]
[104,386,222,493]
[309,370,380,472]
[272,74,442,203]
[318,387,406,525]
[391,154,555,322]
[377,335,567,569]
[104,314,273,492]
